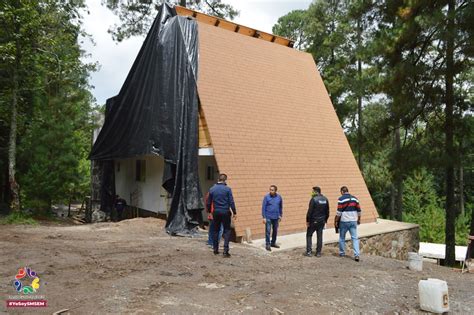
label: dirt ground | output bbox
[1,217,473,314]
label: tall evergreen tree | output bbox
[271,1,473,256]
[102,0,239,41]
[1,0,43,212]
[272,10,309,50]
[1,0,94,213]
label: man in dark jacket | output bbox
[115,195,127,221]
[207,173,237,258]
[305,186,329,257]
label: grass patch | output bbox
[0,212,38,225]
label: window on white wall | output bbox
[206,165,215,181]
[135,160,146,182]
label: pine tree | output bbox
[103,0,238,42]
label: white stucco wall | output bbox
[115,155,168,214]
[114,154,218,217]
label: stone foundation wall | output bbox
[327,227,419,260]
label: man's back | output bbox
[337,193,361,222]
[208,183,236,213]
[116,198,126,211]
[308,194,329,222]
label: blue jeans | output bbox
[339,221,360,257]
[265,218,279,246]
[207,219,223,245]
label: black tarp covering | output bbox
[89,3,204,235]
[99,160,115,215]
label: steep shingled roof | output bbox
[195,22,378,238]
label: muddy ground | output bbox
[1,217,473,314]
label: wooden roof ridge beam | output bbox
[174,5,293,48]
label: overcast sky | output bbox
[81,0,312,105]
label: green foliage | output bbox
[103,0,239,42]
[273,1,473,255]
[402,169,440,215]
[362,147,392,214]
[455,209,471,246]
[404,205,446,244]
[402,169,471,245]
[0,212,37,225]
[402,169,446,243]
[1,1,94,213]
[272,10,308,50]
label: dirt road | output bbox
[1,218,472,314]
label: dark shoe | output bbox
[315,252,322,257]
[354,256,360,262]
[223,252,231,258]
[271,244,280,248]
[266,246,271,251]
[339,253,345,257]
[213,250,219,255]
[304,252,312,257]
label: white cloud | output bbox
[81,1,145,105]
[226,0,311,33]
[80,0,312,105]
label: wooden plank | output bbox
[196,14,217,25]
[236,25,255,37]
[218,19,237,32]
[198,106,212,148]
[175,5,293,48]
[175,6,194,17]
[274,37,291,46]
[259,32,274,42]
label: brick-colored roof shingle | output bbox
[197,22,378,238]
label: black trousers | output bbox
[213,211,232,253]
[306,221,325,254]
[117,209,123,221]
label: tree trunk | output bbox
[459,164,464,217]
[471,212,474,235]
[394,126,403,221]
[470,207,474,259]
[357,19,363,172]
[443,0,456,267]
[390,184,395,220]
[2,164,9,205]
[395,177,403,221]
[8,15,21,212]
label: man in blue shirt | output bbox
[262,185,283,251]
[207,173,237,258]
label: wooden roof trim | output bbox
[175,6,294,48]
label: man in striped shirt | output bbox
[334,186,361,262]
